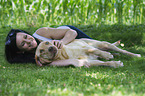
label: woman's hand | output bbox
[51,40,64,49]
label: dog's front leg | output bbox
[49,59,90,67]
[87,48,114,60]
[88,60,124,68]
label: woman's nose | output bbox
[25,39,31,44]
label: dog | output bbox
[35,39,141,68]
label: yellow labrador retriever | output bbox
[35,39,141,68]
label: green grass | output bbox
[0,24,145,96]
[1,0,145,95]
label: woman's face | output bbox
[16,32,38,51]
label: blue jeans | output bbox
[66,25,92,39]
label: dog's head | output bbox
[35,41,58,66]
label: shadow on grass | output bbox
[77,24,145,47]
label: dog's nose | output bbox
[48,46,53,52]
[48,46,56,52]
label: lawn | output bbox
[0,24,145,96]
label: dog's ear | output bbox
[35,55,43,67]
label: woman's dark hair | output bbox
[5,29,40,64]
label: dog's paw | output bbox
[113,40,121,46]
[134,54,141,57]
[109,61,124,68]
[101,52,114,60]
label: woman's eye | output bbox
[24,35,27,39]
[21,42,25,46]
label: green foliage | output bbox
[0,0,144,27]
[0,24,145,96]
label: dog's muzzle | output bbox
[48,46,57,53]
[35,55,52,67]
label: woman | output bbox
[5,25,92,64]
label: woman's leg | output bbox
[66,25,92,39]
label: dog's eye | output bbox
[45,42,49,45]
[40,49,44,53]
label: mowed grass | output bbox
[0,24,145,96]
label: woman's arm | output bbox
[35,27,77,45]
[60,29,77,44]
